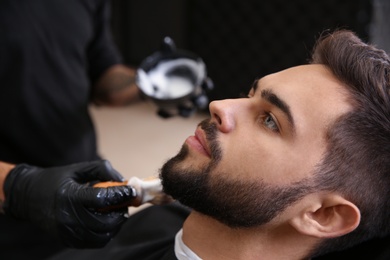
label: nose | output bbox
[209,99,237,133]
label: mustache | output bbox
[199,119,221,162]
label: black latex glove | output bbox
[3,160,136,248]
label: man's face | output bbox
[161,64,352,228]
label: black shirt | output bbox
[0,0,121,167]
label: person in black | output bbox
[50,30,390,260]
[0,0,140,259]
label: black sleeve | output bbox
[87,0,122,86]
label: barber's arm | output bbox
[91,64,141,106]
[0,160,136,248]
[0,161,15,204]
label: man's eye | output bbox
[262,114,279,132]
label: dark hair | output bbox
[309,30,390,257]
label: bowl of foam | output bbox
[136,37,213,118]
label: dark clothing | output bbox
[0,0,121,259]
[49,203,390,260]
[313,235,390,260]
[0,0,120,167]
[49,203,190,260]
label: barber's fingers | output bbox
[74,185,137,210]
[59,211,126,248]
[66,205,128,233]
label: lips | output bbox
[196,128,211,155]
[185,127,211,158]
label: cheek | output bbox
[215,139,279,180]
[217,135,317,184]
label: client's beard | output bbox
[160,119,313,228]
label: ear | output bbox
[289,194,361,238]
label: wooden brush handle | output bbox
[92,177,172,208]
[93,181,128,188]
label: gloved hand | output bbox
[2,160,136,248]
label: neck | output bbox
[182,211,316,260]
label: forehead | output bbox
[258,64,352,129]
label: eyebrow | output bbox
[252,79,296,135]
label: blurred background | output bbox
[93,0,389,180]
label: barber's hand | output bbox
[3,160,136,248]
